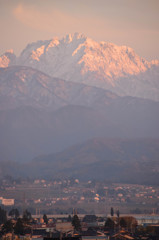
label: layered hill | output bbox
[0,65,118,111]
[31,138,159,184]
[1,138,159,185]
[0,33,159,101]
[0,66,159,162]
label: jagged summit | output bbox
[0,33,159,100]
[63,32,87,42]
[16,32,157,76]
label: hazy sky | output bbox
[0,0,159,60]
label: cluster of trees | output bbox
[0,206,52,237]
[107,207,138,232]
[0,208,32,236]
[71,207,137,234]
[71,212,138,234]
[8,208,20,219]
[105,216,137,232]
[104,217,159,238]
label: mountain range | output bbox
[0,65,159,163]
[0,33,159,101]
[0,33,159,183]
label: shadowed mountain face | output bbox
[0,66,159,162]
[0,138,159,185]
[31,138,159,184]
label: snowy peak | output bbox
[62,32,87,43]
[16,33,158,79]
[81,39,156,78]
[0,33,159,101]
[19,33,87,61]
[0,50,16,68]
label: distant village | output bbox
[1,177,159,215]
[1,177,159,239]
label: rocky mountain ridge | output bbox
[1,33,159,101]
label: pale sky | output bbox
[0,0,159,60]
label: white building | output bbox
[0,197,14,206]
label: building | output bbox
[0,197,14,206]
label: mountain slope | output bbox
[0,105,113,162]
[1,33,158,100]
[35,138,159,184]
[0,101,158,162]
[1,138,158,185]
[0,65,118,111]
[0,66,158,162]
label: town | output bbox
[1,178,159,239]
[0,203,159,240]
[1,177,159,215]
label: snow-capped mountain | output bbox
[0,49,16,68]
[0,33,159,101]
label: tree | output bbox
[105,218,115,230]
[2,220,13,234]
[14,218,24,236]
[68,215,72,222]
[83,215,97,223]
[120,218,127,229]
[110,207,114,217]
[23,209,32,222]
[0,207,7,225]
[116,210,120,229]
[119,216,137,232]
[9,208,19,219]
[43,214,48,224]
[72,215,81,231]
[116,209,120,218]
